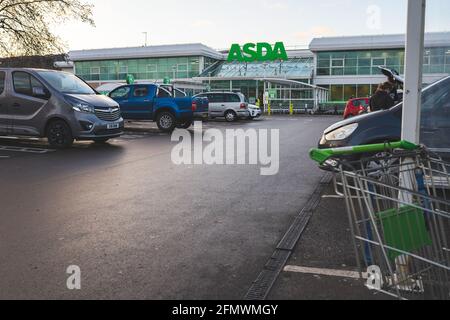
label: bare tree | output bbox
[0,0,94,57]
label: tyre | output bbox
[156,111,176,132]
[46,119,74,149]
[93,138,110,144]
[225,110,237,123]
[177,120,193,129]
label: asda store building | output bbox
[66,32,450,111]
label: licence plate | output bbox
[107,123,120,130]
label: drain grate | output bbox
[244,173,333,300]
[245,250,291,300]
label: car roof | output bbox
[0,67,58,72]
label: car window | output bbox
[353,100,361,107]
[360,100,369,107]
[37,71,95,95]
[421,78,450,111]
[173,88,187,98]
[158,87,172,98]
[225,94,241,103]
[0,71,5,95]
[207,94,224,103]
[110,87,130,99]
[133,86,148,97]
[13,71,48,99]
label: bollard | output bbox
[267,102,271,116]
[289,103,294,116]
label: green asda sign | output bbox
[227,42,288,62]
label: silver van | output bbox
[194,92,249,122]
[0,68,124,148]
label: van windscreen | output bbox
[37,71,96,95]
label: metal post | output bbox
[143,32,148,46]
[402,0,426,144]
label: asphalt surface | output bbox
[0,115,339,300]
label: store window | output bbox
[90,67,100,81]
[147,65,157,73]
[344,85,357,100]
[357,84,371,98]
[330,85,344,101]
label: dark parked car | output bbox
[318,75,450,160]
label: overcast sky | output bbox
[54,0,450,51]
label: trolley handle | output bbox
[310,140,419,165]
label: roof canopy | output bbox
[197,58,314,80]
[310,32,450,52]
[69,43,224,61]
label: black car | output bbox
[318,74,450,160]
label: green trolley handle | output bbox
[310,140,419,165]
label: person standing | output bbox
[369,82,395,112]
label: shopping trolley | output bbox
[310,141,450,300]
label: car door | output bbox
[224,93,241,112]
[128,85,154,120]
[0,70,10,134]
[109,86,132,118]
[421,77,450,152]
[207,93,225,116]
[11,71,50,136]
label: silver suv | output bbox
[194,92,249,122]
[0,68,124,148]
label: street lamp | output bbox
[142,32,148,47]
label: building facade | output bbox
[66,32,450,110]
[310,32,450,102]
[69,43,223,87]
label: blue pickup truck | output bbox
[108,84,208,132]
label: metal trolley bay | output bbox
[310,141,450,300]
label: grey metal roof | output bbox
[197,58,314,79]
[69,43,225,61]
[309,32,450,51]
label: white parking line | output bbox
[0,145,54,154]
[284,265,366,279]
[0,136,40,141]
[322,195,344,199]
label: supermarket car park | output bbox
[1,25,450,300]
[0,114,341,299]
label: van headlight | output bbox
[325,123,359,141]
[72,103,95,114]
[65,96,95,114]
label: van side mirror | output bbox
[32,86,50,100]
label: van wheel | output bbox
[177,120,193,129]
[47,120,74,149]
[156,111,176,132]
[225,111,237,122]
